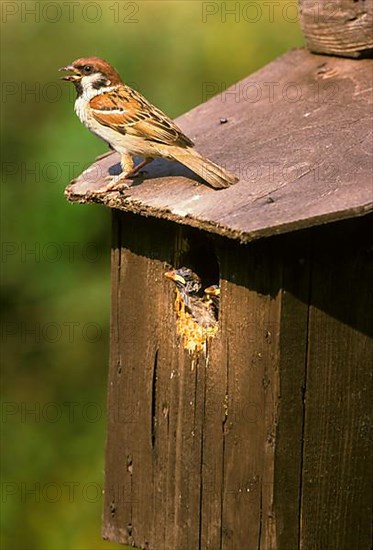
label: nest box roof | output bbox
[66,49,373,243]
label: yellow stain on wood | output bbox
[173,289,218,354]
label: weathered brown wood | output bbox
[300,216,372,549]
[103,213,169,546]
[103,212,213,549]
[103,211,372,549]
[65,49,373,244]
[103,212,289,549]
[273,234,311,548]
[198,331,226,550]
[217,240,283,549]
[299,0,373,58]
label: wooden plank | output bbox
[102,212,134,544]
[214,238,283,550]
[273,231,311,548]
[66,50,373,244]
[103,213,211,549]
[198,317,226,549]
[300,216,373,548]
[299,0,373,58]
[103,212,175,547]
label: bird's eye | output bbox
[83,65,92,74]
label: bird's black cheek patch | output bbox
[92,77,110,90]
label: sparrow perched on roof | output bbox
[165,267,217,327]
[60,57,238,190]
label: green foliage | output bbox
[1,2,303,548]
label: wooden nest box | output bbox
[66,3,372,548]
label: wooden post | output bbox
[299,0,373,58]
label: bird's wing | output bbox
[89,85,194,148]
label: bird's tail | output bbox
[171,147,238,189]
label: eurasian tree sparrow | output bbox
[60,57,238,190]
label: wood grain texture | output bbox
[103,213,288,549]
[103,212,212,549]
[300,216,372,549]
[103,211,372,549]
[216,240,283,550]
[273,234,311,549]
[299,0,373,58]
[65,50,373,244]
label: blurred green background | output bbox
[1,1,303,548]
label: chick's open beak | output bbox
[165,271,186,285]
[59,65,81,82]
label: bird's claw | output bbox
[90,174,132,195]
[104,174,131,185]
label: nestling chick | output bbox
[165,267,217,328]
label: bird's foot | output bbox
[90,159,151,195]
[105,173,132,187]
[90,173,132,195]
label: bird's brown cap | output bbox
[59,57,122,84]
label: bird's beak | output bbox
[165,271,185,285]
[59,65,81,82]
